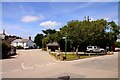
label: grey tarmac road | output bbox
[1,49,118,78]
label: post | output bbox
[65,37,67,58]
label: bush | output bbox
[2,41,11,58]
[42,48,47,51]
[16,46,23,49]
[115,42,120,48]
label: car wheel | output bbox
[101,50,104,53]
[90,50,93,53]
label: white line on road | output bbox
[22,62,56,70]
[22,62,34,70]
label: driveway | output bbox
[1,49,118,78]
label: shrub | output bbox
[2,41,11,58]
[115,42,120,48]
[42,48,47,51]
[16,46,23,49]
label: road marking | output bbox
[22,62,34,70]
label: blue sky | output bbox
[2,2,118,40]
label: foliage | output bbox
[42,48,47,51]
[40,17,119,51]
[2,41,11,58]
[16,46,23,49]
[42,37,49,48]
[34,34,44,48]
[115,42,120,47]
[50,53,101,61]
[5,35,22,40]
[42,29,56,37]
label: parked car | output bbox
[86,46,105,53]
[115,47,120,51]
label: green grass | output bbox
[50,52,102,61]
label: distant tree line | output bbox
[4,35,22,40]
[34,17,120,51]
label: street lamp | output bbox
[63,36,67,58]
[106,24,113,51]
[62,25,68,59]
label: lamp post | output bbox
[63,36,67,58]
[106,24,112,51]
[63,25,68,59]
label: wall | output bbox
[26,40,34,48]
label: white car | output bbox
[115,47,120,51]
[86,46,105,53]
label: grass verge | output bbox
[50,52,104,61]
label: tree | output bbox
[34,34,44,48]
[42,29,56,37]
[40,17,119,51]
[2,41,11,58]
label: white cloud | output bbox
[21,15,44,23]
[39,21,61,28]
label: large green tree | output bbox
[41,17,119,51]
[34,34,44,48]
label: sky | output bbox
[1,2,118,40]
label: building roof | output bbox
[11,39,30,43]
[21,39,29,43]
[47,42,59,46]
[5,38,16,44]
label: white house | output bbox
[116,33,120,42]
[0,30,6,40]
[11,38,34,49]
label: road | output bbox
[1,49,118,78]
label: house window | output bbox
[23,42,24,47]
[26,44,28,46]
[16,42,18,46]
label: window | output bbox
[26,44,28,46]
[94,46,97,49]
[88,46,92,48]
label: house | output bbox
[46,42,60,51]
[0,30,6,40]
[11,37,34,49]
[116,33,120,42]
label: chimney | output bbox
[29,36,31,40]
[3,30,5,35]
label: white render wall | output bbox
[11,42,26,47]
[116,39,120,42]
[26,40,34,48]
[11,40,34,48]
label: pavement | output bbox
[0,49,118,78]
